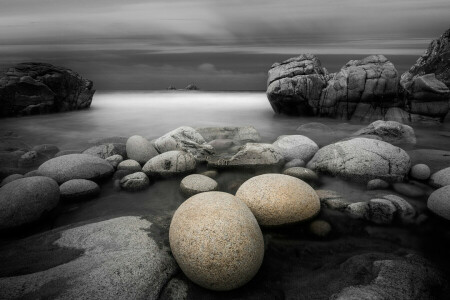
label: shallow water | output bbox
[1,91,450,231]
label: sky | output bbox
[0,0,449,90]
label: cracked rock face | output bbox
[0,62,95,117]
[266,54,328,115]
[351,120,416,145]
[306,138,411,183]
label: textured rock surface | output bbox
[410,163,431,181]
[105,154,123,168]
[284,158,306,169]
[367,179,389,190]
[180,174,218,197]
[382,194,416,224]
[272,135,318,162]
[117,159,142,172]
[428,185,450,220]
[120,172,150,191]
[170,192,264,291]
[142,150,196,178]
[0,173,24,187]
[0,176,59,229]
[38,154,114,184]
[351,120,416,144]
[0,216,177,299]
[196,126,261,144]
[236,174,320,226]
[82,143,126,159]
[32,144,59,158]
[0,62,95,117]
[283,167,318,183]
[59,179,100,201]
[429,167,450,188]
[126,135,158,165]
[267,54,328,115]
[154,126,214,161]
[367,199,398,224]
[307,138,411,183]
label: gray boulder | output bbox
[272,135,318,162]
[38,154,114,184]
[382,194,416,224]
[0,176,59,229]
[367,199,397,224]
[367,179,389,190]
[126,135,159,165]
[31,144,60,158]
[429,167,450,188]
[120,172,150,192]
[345,202,369,219]
[284,158,305,169]
[196,126,261,144]
[351,120,416,144]
[410,164,431,181]
[180,174,218,197]
[18,150,49,169]
[307,138,411,183]
[60,179,100,201]
[105,154,123,168]
[117,159,142,172]
[283,167,318,183]
[83,143,126,159]
[143,150,196,178]
[427,185,450,220]
[0,174,24,187]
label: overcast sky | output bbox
[1,0,449,90]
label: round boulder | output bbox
[367,179,389,190]
[120,172,150,192]
[283,167,318,183]
[32,144,60,158]
[38,154,114,184]
[0,176,59,229]
[117,159,142,172]
[105,154,123,168]
[60,179,100,201]
[142,151,196,178]
[427,185,450,220]
[410,164,431,181]
[169,192,264,291]
[236,174,320,226]
[0,174,24,187]
[429,167,450,188]
[126,135,159,165]
[284,159,305,169]
[273,135,318,162]
[180,174,218,197]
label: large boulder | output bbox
[82,143,126,159]
[120,172,150,192]
[236,174,320,226]
[0,176,59,229]
[59,179,100,201]
[351,120,416,144]
[272,135,319,162]
[153,126,214,161]
[0,62,95,117]
[169,192,264,291]
[180,174,218,197]
[427,185,450,220]
[0,216,178,299]
[307,138,411,183]
[38,154,114,184]
[126,135,158,165]
[207,143,284,169]
[142,150,196,178]
[429,167,450,188]
[266,54,329,115]
[196,126,261,144]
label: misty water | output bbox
[1,91,450,232]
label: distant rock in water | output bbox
[167,86,177,90]
[266,27,450,122]
[185,84,199,90]
[0,62,95,117]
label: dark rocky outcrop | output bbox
[0,62,95,117]
[185,84,199,90]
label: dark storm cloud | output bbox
[0,0,449,89]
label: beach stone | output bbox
[345,202,369,219]
[236,174,320,226]
[351,120,416,144]
[0,216,177,299]
[284,158,305,169]
[105,154,123,168]
[410,164,431,181]
[143,150,196,178]
[309,220,331,237]
[54,150,81,157]
[0,174,24,187]
[18,151,49,169]
[0,176,59,229]
[117,159,142,172]
[429,167,450,188]
[367,179,389,190]
[273,135,318,162]
[154,126,214,161]
[120,172,150,192]
[316,190,351,210]
[196,126,261,144]
[83,143,126,159]
[38,154,114,184]
[207,143,284,169]
[392,183,425,198]
[207,139,234,151]
[112,169,134,181]
[427,185,450,220]
[367,199,397,224]
[126,135,159,165]
[169,192,264,291]
[32,144,60,158]
[23,170,41,177]
[180,174,218,197]
[283,167,319,183]
[307,138,411,183]
[382,194,416,224]
[200,170,218,178]
[60,179,100,201]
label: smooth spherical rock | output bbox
[309,220,331,237]
[0,174,24,187]
[392,183,425,198]
[429,167,450,188]
[60,179,100,201]
[367,179,389,190]
[126,135,159,165]
[105,154,123,168]
[142,151,196,178]
[23,170,42,177]
[169,192,264,291]
[427,185,450,220]
[273,135,318,162]
[180,174,218,197]
[283,167,318,183]
[117,159,142,172]
[284,159,305,169]
[410,164,431,181]
[0,176,59,229]
[236,174,320,226]
[38,154,114,184]
[120,172,150,192]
